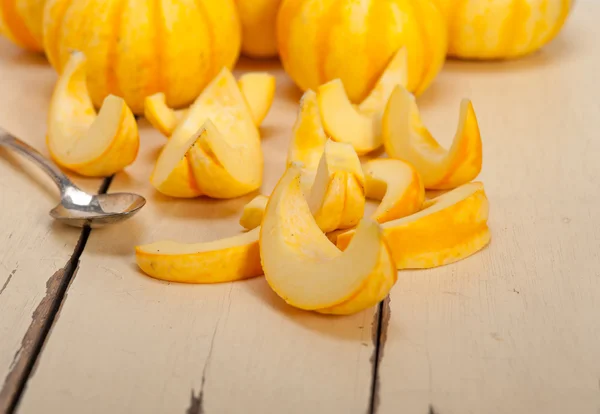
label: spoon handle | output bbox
[0,129,76,195]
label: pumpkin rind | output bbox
[433,0,573,59]
[0,0,46,51]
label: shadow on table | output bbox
[242,276,374,342]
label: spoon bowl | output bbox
[1,130,146,228]
[50,191,146,228]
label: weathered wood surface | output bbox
[0,38,103,413]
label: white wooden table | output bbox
[1,2,599,413]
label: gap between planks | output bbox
[0,176,113,414]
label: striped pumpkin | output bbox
[277,0,447,103]
[433,0,573,59]
[43,0,242,114]
[0,0,46,51]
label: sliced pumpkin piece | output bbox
[240,194,269,231]
[240,139,365,233]
[259,163,397,315]
[150,68,263,199]
[47,51,139,177]
[144,93,187,137]
[150,126,203,198]
[363,158,425,223]
[286,89,328,188]
[317,48,408,155]
[337,182,491,269]
[136,228,262,284]
[307,139,365,233]
[238,72,276,126]
[144,73,276,137]
[382,85,483,190]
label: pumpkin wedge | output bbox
[260,163,397,315]
[240,139,365,233]
[144,73,276,137]
[136,228,262,284]
[337,182,491,269]
[307,139,365,233]
[318,48,408,155]
[47,51,139,177]
[363,159,425,223]
[382,85,482,190]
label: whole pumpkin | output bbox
[0,0,46,51]
[43,0,242,114]
[433,0,573,59]
[236,0,283,58]
[277,0,447,102]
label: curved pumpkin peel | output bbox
[136,228,262,284]
[337,182,491,270]
[318,48,408,155]
[259,163,397,315]
[47,51,139,177]
[144,72,276,137]
[240,194,269,231]
[382,85,483,190]
[150,68,263,199]
[363,159,425,223]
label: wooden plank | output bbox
[376,3,600,414]
[0,38,104,412]
[17,62,377,414]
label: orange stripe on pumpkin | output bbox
[0,0,39,50]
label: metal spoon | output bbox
[0,129,146,228]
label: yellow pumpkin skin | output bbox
[433,0,573,59]
[236,0,283,58]
[43,0,242,114]
[277,0,447,102]
[0,0,46,51]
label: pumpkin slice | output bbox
[363,159,425,223]
[136,228,262,284]
[317,48,408,155]
[238,72,276,125]
[144,93,187,137]
[240,140,365,233]
[47,51,139,177]
[149,127,203,198]
[286,89,328,189]
[259,163,397,315]
[150,68,263,199]
[337,182,491,269]
[240,194,269,231]
[308,140,365,233]
[382,85,482,190]
[144,73,276,137]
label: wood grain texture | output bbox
[0,38,102,412]
[377,2,600,413]
[16,62,376,414]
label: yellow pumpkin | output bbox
[0,0,46,51]
[236,0,283,58]
[43,0,242,114]
[276,0,447,102]
[433,0,573,59]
